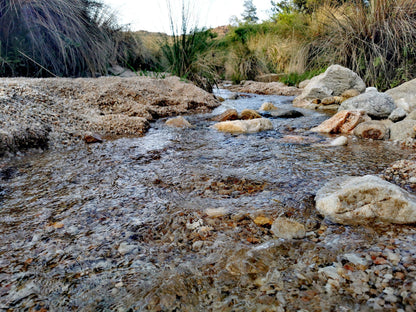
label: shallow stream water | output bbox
[0,90,414,311]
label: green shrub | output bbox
[160,1,220,92]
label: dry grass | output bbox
[308,0,416,90]
[0,0,142,77]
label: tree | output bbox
[242,0,259,24]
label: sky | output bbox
[102,0,273,33]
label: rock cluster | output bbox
[306,70,416,143]
[293,65,366,109]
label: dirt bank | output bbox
[0,76,220,156]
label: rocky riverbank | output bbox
[0,76,220,156]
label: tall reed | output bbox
[160,0,219,91]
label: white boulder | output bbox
[338,92,396,119]
[316,175,416,225]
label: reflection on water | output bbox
[0,90,412,311]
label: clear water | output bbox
[0,90,412,311]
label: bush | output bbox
[0,0,142,77]
[160,1,220,92]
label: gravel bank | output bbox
[0,76,220,156]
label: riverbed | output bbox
[1,90,415,311]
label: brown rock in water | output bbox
[312,99,321,104]
[310,110,369,134]
[321,96,344,105]
[341,89,361,99]
[84,133,103,144]
[165,116,192,128]
[253,216,273,227]
[239,109,262,120]
[212,109,238,122]
[353,121,389,140]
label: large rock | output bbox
[315,175,416,225]
[389,119,416,141]
[338,92,396,119]
[310,110,369,134]
[293,65,366,107]
[386,78,416,113]
[213,118,273,133]
[353,121,389,140]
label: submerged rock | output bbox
[213,118,273,134]
[271,217,306,239]
[260,102,277,111]
[316,175,416,225]
[212,109,239,122]
[165,116,193,128]
[330,136,348,146]
[339,92,396,119]
[239,109,262,120]
[270,109,304,119]
[310,110,369,134]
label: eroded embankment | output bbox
[0,76,220,156]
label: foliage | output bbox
[242,0,259,24]
[160,1,219,92]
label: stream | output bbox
[0,89,414,311]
